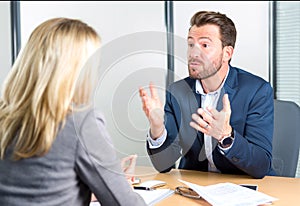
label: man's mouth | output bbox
[189,61,200,66]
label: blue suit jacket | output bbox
[147,65,275,178]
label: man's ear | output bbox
[223,46,234,62]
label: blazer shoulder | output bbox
[168,77,195,91]
[232,66,269,84]
[229,66,271,90]
[65,107,106,130]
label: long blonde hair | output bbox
[0,18,101,160]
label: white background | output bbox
[0,1,12,95]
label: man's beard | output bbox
[188,58,222,80]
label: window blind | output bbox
[276,2,300,107]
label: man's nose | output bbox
[190,44,201,58]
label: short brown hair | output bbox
[190,11,236,48]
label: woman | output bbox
[0,18,146,206]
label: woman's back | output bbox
[0,109,146,206]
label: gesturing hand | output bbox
[91,154,138,201]
[190,94,232,140]
[121,154,137,183]
[139,82,165,139]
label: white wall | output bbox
[173,1,270,82]
[20,1,167,166]
[0,1,12,95]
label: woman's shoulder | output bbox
[70,107,105,122]
[64,107,106,132]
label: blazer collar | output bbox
[223,65,239,101]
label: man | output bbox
[139,11,275,179]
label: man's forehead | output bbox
[188,25,220,39]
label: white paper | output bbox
[178,179,278,206]
[139,180,166,188]
[89,189,174,206]
[134,188,174,206]
[89,202,100,206]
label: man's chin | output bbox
[188,73,200,80]
[188,68,198,78]
[189,72,213,80]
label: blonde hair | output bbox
[0,18,101,160]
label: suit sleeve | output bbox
[146,88,182,173]
[220,82,274,178]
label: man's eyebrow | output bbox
[187,36,212,41]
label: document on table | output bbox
[89,189,174,206]
[134,188,174,206]
[178,179,278,206]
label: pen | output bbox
[133,186,153,191]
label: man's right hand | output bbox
[139,82,165,139]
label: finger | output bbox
[139,86,147,98]
[197,107,211,116]
[141,97,150,117]
[191,113,202,124]
[121,161,126,171]
[121,155,137,167]
[222,93,231,112]
[140,95,147,106]
[128,154,137,168]
[189,121,201,131]
[189,121,208,133]
[123,155,137,177]
[127,154,137,162]
[139,92,150,112]
[121,155,132,163]
[191,113,209,128]
[198,107,214,123]
[206,106,218,119]
[149,82,159,99]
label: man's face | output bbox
[187,24,225,80]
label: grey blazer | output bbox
[0,108,146,206]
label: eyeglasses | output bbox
[175,186,201,199]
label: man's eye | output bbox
[188,43,194,48]
[202,43,209,48]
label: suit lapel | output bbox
[183,79,208,162]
